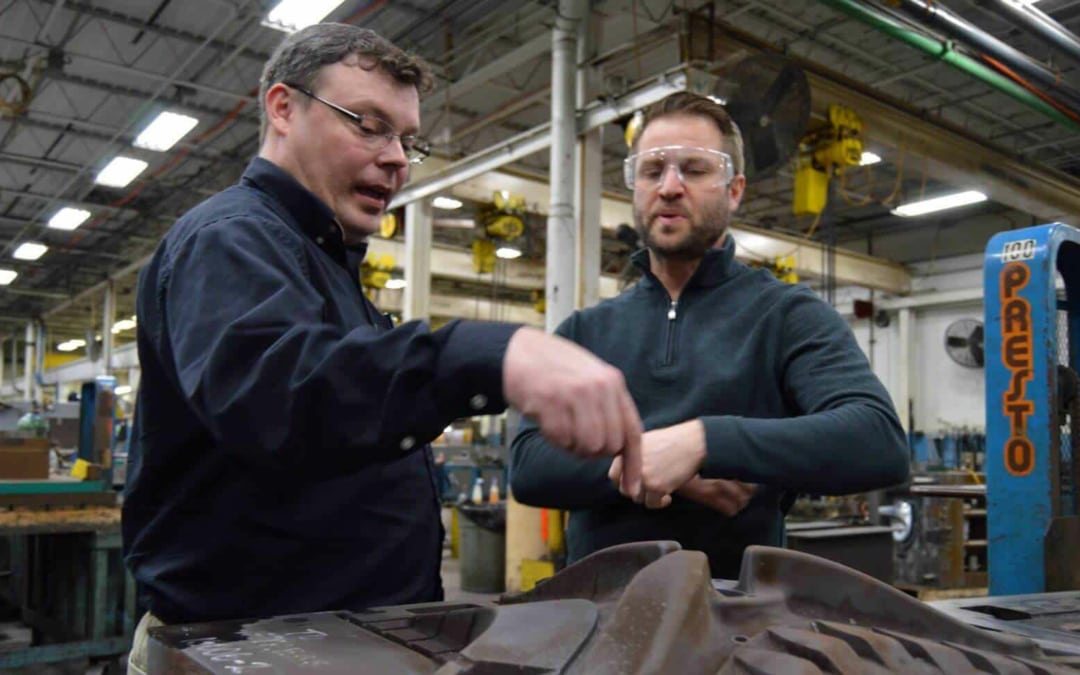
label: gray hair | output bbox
[632,92,746,177]
[258,23,434,142]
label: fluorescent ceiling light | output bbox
[95,157,148,188]
[495,246,523,260]
[56,339,86,352]
[48,207,91,231]
[13,242,47,261]
[891,190,987,217]
[111,318,137,333]
[433,196,463,210]
[134,111,199,152]
[859,151,882,166]
[0,269,16,285]
[263,0,346,32]
[385,278,407,290]
[114,385,133,396]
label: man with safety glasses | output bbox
[511,92,909,579]
[123,23,647,670]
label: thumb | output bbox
[608,455,623,483]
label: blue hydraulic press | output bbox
[984,223,1080,595]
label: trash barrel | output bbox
[456,502,506,593]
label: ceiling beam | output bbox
[29,0,270,65]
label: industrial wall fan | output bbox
[944,318,985,368]
[717,54,811,181]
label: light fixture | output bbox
[385,278,407,290]
[114,385,133,396]
[0,269,16,285]
[95,157,148,188]
[263,0,346,32]
[891,190,987,217]
[48,207,92,231]
[56,338,86,352]
[111,318,137,333]
[134,111,200,152]
[13,242,47,261]
[495,246,522,260]
[433,196,463,210]
[859,151,882,166]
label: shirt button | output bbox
[316,236,325,245]
[400,436,416,451]
[470,394,488,410]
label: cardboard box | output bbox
[0,437,50,480]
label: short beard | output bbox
[633,198,729,261]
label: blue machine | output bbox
[984,223,1080,595]
[78,375,116,487]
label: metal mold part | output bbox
[147,541,1079,673]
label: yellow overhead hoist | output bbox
[472,191,526,274]
[793,104,865,217]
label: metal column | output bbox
[101,281,115,375]
[404,200,433,321]
[574,4,602,310]
[508,0,587,594]
[896,308,913,432]
[23,321,34,402]
[545,0,585,330]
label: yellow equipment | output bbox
[749,255,799,284]
[793,104,865,217]
[473,191,526,273]
[360,252,395,291]
[379,213,397,239]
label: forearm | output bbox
[700,403,910,494]
[509,425,624,509]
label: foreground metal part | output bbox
[147,542,1079,673]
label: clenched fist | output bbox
[504,327,644,499]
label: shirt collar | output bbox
[630,234,737,290]
[241,157,358,264]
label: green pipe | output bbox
[818,0,1080,131]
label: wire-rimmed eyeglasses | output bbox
[283,82,431,165]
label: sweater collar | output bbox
[630,233,737,291]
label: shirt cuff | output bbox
[436,321,523,416]
[699,415,741,478]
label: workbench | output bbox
[0,479,133,669]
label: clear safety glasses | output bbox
[623,145,735,191]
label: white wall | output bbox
[842,252,988,434]
[911,304,985,432]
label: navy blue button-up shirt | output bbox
[123,157,519,624]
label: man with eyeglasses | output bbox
[511,92,909,580]
[123,23,647,670]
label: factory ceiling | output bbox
[1,0,1079,347]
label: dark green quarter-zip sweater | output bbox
[510,236,910,579]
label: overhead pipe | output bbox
[893,0,1080,113]
[980,0,1080,68]
[818,0,1080,131]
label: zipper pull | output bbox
[667,301,677,320]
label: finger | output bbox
[644,490,669,509]
[616,391,644,501]
[608,455,623,484]
[599,378,625,455]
